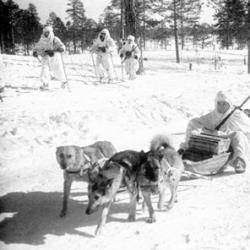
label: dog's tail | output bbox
[150,134,174,152]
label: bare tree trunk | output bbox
[247,1,250,73]
[143,0,146,49]
[11,25,15,53]
[180,0,185,50]
[173,0,180,63]
[73,32,76,54]
[137,36,144,74]
[0,33,4,53]
[121,0,125,39]
[124,0,136,37]
[248,41,250,73]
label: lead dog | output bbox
[56,141,117,217]
[85,150,147,235]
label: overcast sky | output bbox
[15,0,111,24]
[14,0,214,25]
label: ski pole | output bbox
[110,53,118,80]
[60,53,71,92]
[121,60,124,81]
[90,52,98,78]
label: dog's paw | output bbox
[95,227,103,236]
[157,202,164,210]
[59,210,67,217]
[128,214,136,222]
[146,216,156,223]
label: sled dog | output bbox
[138,134,184,223]
[56,141,116,217]
[85,150,147,235]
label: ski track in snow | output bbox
[0,50,250,250]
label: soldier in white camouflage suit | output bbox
[180,91,250,174]
[91,29,116,83]
[33,26,67,90]
[119,35,140,80]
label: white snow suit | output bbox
[91,29,116,82]
[119,35,140,80]
[34,26,67,86]
[181,91,250,165]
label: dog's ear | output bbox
[140,150,148,163]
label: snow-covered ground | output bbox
[0,49,250,250]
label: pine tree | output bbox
[3,0,20,53]
[102,5,121,41]
[84,18,98,47]
[47,12,67,43]
[66,0,87,53]
[124,0,136,36]
[214,0,246,49]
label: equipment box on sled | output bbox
[182,133,231,176]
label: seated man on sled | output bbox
[179,91,250,174]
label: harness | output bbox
[65,152,92,176]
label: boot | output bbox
[233,157,246,174]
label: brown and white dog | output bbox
[56,141,117,217]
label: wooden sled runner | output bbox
[182,133,231,176]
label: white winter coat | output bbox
[91,29,116,80]
[181,91,250,163]
[119,37,139,79]
[34,26,67,84]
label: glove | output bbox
[177,148,185,155]
[45,50,54,57]
[125,51,132,58]
[120,53,124,58]
[33,51,38,58]
[134,55,138,60]
[56,47,64,52]
[98,47,106,53]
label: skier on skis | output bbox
[90,29,116,83]
[119,35,140,80]
[33,26,68,90]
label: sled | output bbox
[182,133,231,176]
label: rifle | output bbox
[215,95,250,130]
[121,45,138,63]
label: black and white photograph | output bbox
[0,0,250,249]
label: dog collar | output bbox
[65,167,89,175]
[82,152,91,163]
[65,169,81,174]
